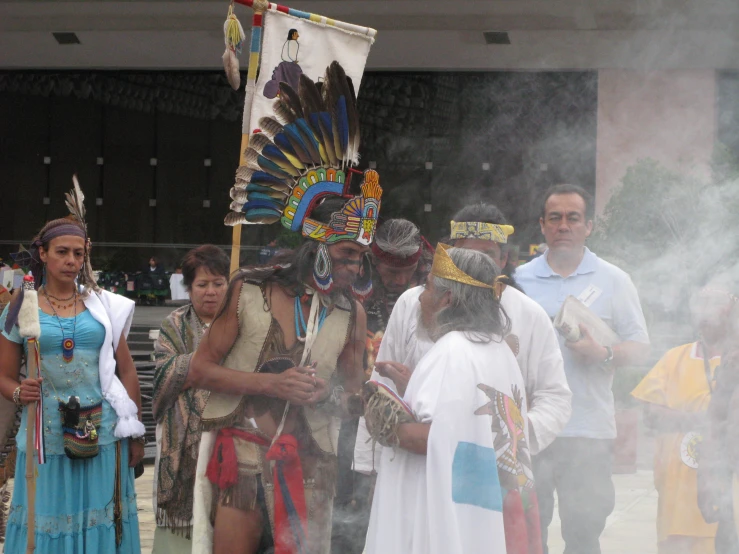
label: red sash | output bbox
[206,429,308,553]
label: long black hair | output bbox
[214,197,353,321]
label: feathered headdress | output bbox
[225,61,383,246]
[65,176,99,294]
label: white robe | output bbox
[365,331,528,554]
[354,285,570,474]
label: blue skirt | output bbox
[4,441,140,553]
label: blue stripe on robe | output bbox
[451,441,502,512]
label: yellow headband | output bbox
[430,243,496,290]
[450,221,515,244]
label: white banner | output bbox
[244,9,376,135]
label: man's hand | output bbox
[308,374,330,405]
[266,366,319,405]
[565,325,609,366]
[376,361,412,396]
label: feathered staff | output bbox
[227,0,269,272]
[18,275,42,553]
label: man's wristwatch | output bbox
[602,346,614,366]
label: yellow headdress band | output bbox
[450,221,515,244]
[430,243,496,290]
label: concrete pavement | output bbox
[0,464,660,553]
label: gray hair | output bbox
[430,248,510,342]
[374,219,421,258]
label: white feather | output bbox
[223,48,240,91]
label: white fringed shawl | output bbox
[83,288,145,438]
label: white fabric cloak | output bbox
[83,288,145,438]
[365,331,527,554]
[354,285,570,474]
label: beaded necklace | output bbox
[294,295,327,343]
[42,287,78,363]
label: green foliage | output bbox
[590,150,739,316]
[590,158,702,274]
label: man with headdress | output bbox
[364,245,539,553]
[185,62,383,554]
[332,218,430,553]
[354,203,571,470]
[364,218,430,369]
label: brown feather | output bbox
[298,74,324,120]
[224,212,247,226]
[299,74,335,164]
[272,100,295,125]
[64,175,87,225]
[245,132,272,153]
[329,62,360,163]
[258,117,284,138]
[243,148,260,168]
[323,63,345,161]
[345,76,361,163]
[278,82,304,120]
[230,188,249,202]
[236,166,255,181]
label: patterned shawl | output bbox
[152,304,209,536]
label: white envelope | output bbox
[554,295,620,347]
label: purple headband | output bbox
[34,223,86,246]
[27,223,88,274]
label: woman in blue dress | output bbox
[0,202,146,552]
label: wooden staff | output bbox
[229,0,269,274]
[17,275,41,553]
[24,339,39,554]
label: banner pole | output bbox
[230,1,267,274]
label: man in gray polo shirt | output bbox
[517,184,650,554]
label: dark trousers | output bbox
[533,437,616,554]
[331,418,374,554]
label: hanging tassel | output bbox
[224,4,245,53]
[222,3,245,91]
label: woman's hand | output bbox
[129,439,145,468]
[17,378,43,405]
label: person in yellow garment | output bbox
[632,284,737,554]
